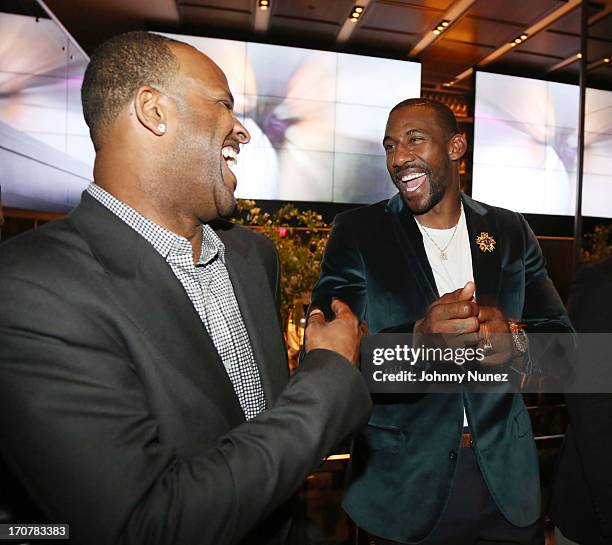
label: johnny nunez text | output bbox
[372,370,510,383]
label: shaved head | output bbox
[81,31,181,147]
[390,98,459,139]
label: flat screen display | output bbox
[0,18,421,212]
[0,11,93,212]
[473,71,612,218]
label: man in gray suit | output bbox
[0,32,371,545]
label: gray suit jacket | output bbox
[0,193,371,545]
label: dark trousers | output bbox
[370,447,543,545]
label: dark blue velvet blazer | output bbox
[311,192,573,543]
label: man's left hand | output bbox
[477,306,514,365]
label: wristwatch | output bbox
[508,320,528,354]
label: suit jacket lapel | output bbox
[70,194,246,427]
[462,194,502,306]
[386,192,502,307]
[386,193,439,306]
[218,226,289,406]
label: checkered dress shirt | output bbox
[87,184,266,420]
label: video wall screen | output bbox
[0,22,421,212]
[0,11,93,212]
[160,33,421,204]
[473,71,612,218]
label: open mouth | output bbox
[221,144,239,169]
[397,171,427,193]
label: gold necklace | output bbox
[417,205,462,261]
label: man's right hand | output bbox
[414,282,479,344]
[305,298,361,365]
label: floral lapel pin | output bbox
[475,231,496,253]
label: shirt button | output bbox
[449,450,457,462]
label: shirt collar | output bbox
[86,183,225,265]
[201,224,225,265]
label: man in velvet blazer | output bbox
[0,33,371,545]
[311,99,572,544]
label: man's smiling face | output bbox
[166,44,250,222]
[383,105,457,215]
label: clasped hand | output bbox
[413,281,514,366]
[305,299,364,366]
[304,283,515,368]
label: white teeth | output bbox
[222,145,238,166]
[405,183,423,192]
[401,172,425,182]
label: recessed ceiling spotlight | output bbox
[510,34,528,46]
[349,5,365,21]
[604,57,610,63]
[577,52,582,59]
[432,20,450,35]
[258,0,269,9]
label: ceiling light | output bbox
[510,33,528,46]
[258,0,269,8]
[604,57,610,63]
[432,20,451,36]
[510,42,517,47]
[577,52,582,59]
[349,5,365,21]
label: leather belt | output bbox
[461,432,473,448]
